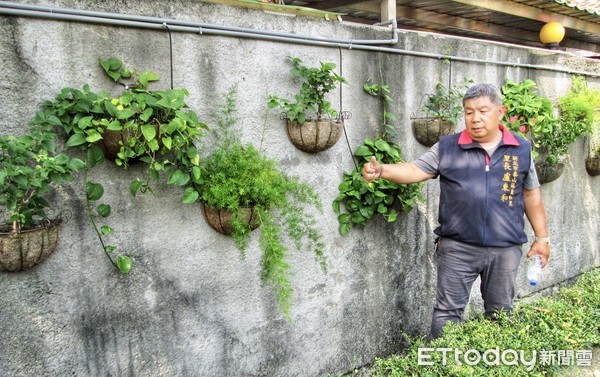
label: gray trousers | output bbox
[430,237,523,339]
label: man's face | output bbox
[463,96,506,143]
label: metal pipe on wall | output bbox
[0,1,599,78]
[0,1,398,45]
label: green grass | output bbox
[369,268,600,377]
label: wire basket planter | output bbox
[281,111,351,153]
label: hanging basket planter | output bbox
[99,123,161,160]
[286,119,343,153]
[0,218,62,272]
[98,128,137,160]
[585,157,600,177]
[535,160,566,184]
[202,202,261,236]
[412,118,456,147]
[283,112,350,153]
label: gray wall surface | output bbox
[1,1,599,376]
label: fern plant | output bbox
[333,79,423,235]
[195,87,326,318]
[558,76,600,158]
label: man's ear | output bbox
[498,104,507,118]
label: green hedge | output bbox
[371,268,600,377]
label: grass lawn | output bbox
[352,267,599,377]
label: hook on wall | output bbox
[162,22,174,90]
[338,46,358,170]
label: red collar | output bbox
[458,125,520,146]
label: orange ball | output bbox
[540,22,565,45]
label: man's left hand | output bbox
[527,241,550,268]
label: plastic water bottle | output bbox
[527,255,543,285]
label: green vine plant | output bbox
[193,86,326,319]
[333,79,423,235]
[83,147,132,273]
[441,46,456,64]
[31,57,207,197]
[29,57,207,272]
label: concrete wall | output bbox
[1,1,599,375]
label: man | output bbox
[362,83,550,339]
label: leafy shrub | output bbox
[420,78,472,125]
[0,130,84,231]
[268,56,348,123]
[502,79,558,162]
[501,78,590,164]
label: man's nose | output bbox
[471,112,482,122]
